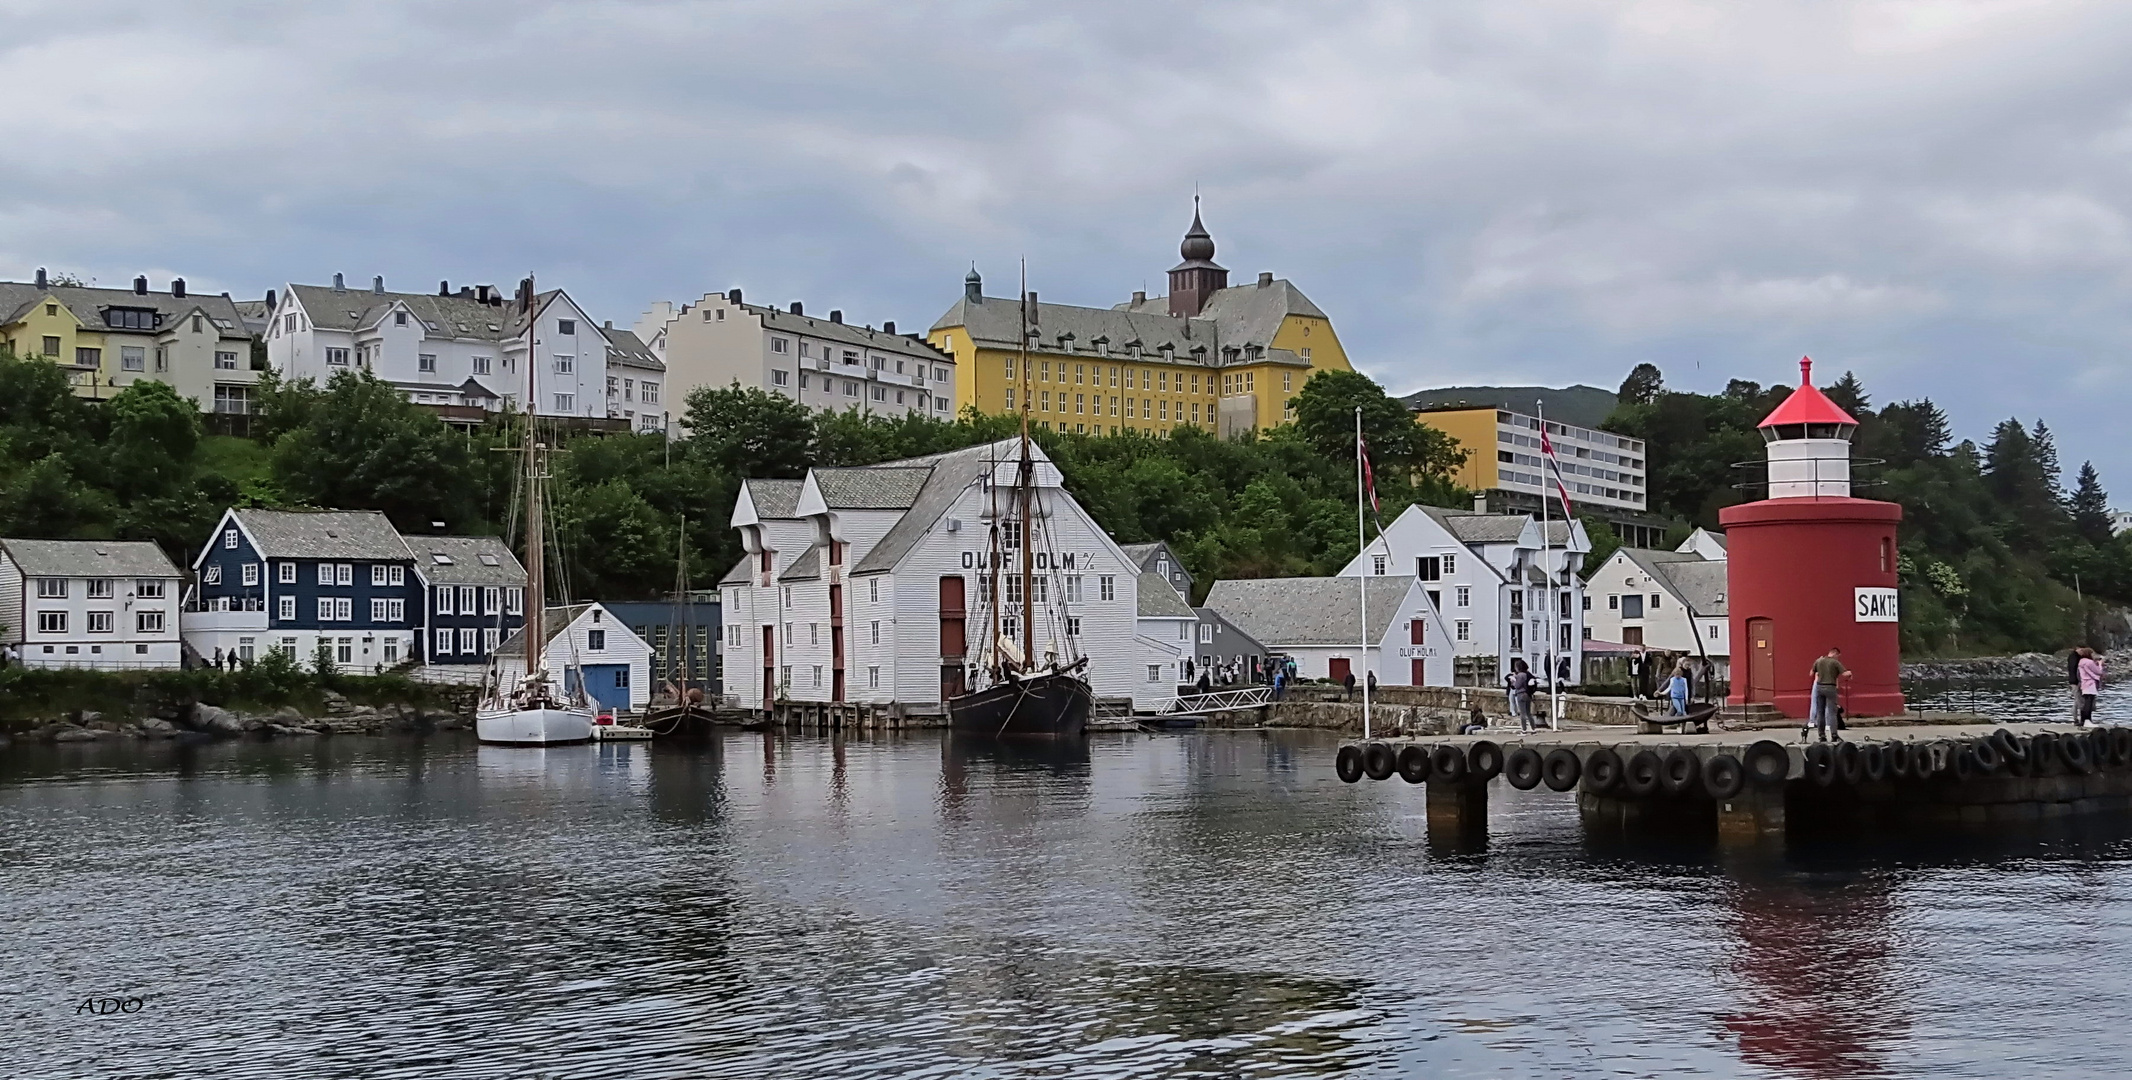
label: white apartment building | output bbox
[1338,505,1589,685]
[600,322,668,433]
[0,539,183,669]
[718,438,1166,713]
[262,275,614,420]
[1419,405,1660,546]
[637,290,955,426]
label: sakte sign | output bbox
[1854,587,1899,622]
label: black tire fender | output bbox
[1703,754,1746,800]
[2110,728,2132,766]
[1541,748,1582,792]
[1884,741,1912,780]
[1467,740,1505,782]
[1504,747,1544,790]
[1624,750,1664,796]
[1860,743,1888,782]
[2061,733,2094,775]
[1661,747,1701,794]
[1971,736,2002,774]
[1362,741,1397,781]
[1804,742,1838,786]
[1335,744,1365,784]
[1396,744,1431,785]
[1992,727,2026,764]
[1582,747,1623,794]
[1836,741,1864,785]
[1952,746,1980,780]
[1743,740,1790,785]
[1430,743,1469,783]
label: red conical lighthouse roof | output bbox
[1758,357,1857,428]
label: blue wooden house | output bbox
[184,508,421,671]
[406,534,526,668]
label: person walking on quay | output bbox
[1668,661,1691,717]
[1195,669,1211,696]
[1807,647,1848,742]
[2077,648,2106,727]
[1629,646,1651,700]
[1367,670,1378,695]
[1341,669,1357,701]
[1506,658,1537,734]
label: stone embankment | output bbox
[10,690,473,745]
[1221,684,1642,736]
[1900,652,2083,683]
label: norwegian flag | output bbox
[1539,427,1576,518]
[1359,434,1382,517]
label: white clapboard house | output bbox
[1203,576,1454,687]
[719,438,1164,713]
[492,603,653,715]
[0,539,183,669]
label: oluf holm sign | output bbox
[1854,587,1899,623]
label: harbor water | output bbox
[6,679,2132,1078]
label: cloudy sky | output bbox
[7,1,2132,486]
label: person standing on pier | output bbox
[2070,649,2086,724]
[2077,648,2105,727]
[1808,647,1848,742]
[1668,661,1691,716]
[1506,658,1537,734]
[1629,647,1651,700]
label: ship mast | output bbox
[1018,262,1035,668]
[522,275,546,687]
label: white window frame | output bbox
[279,562,296,584]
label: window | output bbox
[1455,620,1471,641]
[506,588,523,614]
[76,347,101,367]
[216,351,238,370]
[1415,556,1442,581]
[810,623,819,645]
[554,393,574,411]
[436,586,454,615]
[484,587,500,615]
[372,598,389,622]
[869,620,880,645]
[484,628,500,653]
[553,355,574,374]
[316,562,332,585]
[642,382,659,404]
[460,628,478,654]
[772,338,789,354]
[389,565,405,586]
[872,386,886,401]
[317,598,333,621]
[1147,665,1163,682]
[845,381,860,397]
[137,580,165,599]
[87,611,114,633]
[1066,617,1081,637]
[242,563,259,586]
[1650,594,1661,609]
[868,666,880,689]
[1065,576,1082,602]
[1608,594,1619,610]
[40,335,60,357]
[472,356,492,375]
[38,611,66,634]
[278,596,296,620]
[370,565,387,586]
[811,665,823,688]
[1100,575,1116,601]
[1442,554,1456,575]
[772,369,790,386]
[1199,624,1214,643]
[336,563,352,586]
[1371,555,1386,576]
[435,628,453,655]
[223,528,240,551]
[326,347,349,366]
[1456,585,1471,607]
[203,566,221,585]
[279,562,296,584]
[36,578,66,599]
[557,319,575,336]
[238,637,256,662]
[137,611,165,633]
[418,353,436,373]
[458,586,475,613]
[869,578,880,603]
[387,599,404,622]
[1178,622,1189,640]
[86,579,114,599]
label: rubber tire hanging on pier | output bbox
[1396,744,1431,784]
[1702,755,1745,800]
[1582,748,1623,794]
[1836,742,1865,785]
[1541,748,1582,792]
[1467,741,1505,782]
[1971,737,2003,774]
[1504,747,1544,790]
[1991,728,2026,765]
[2087,728,2112,768]
[1430,744,1469,783]
[2111,728,2132,766]
[1884,741,1913,780]
[1624,750,1664,796]
[1362,742,1397,781]
[1742,741,1788,786]
[1952,746,1981,780]
[2061,734,2094,775]
[1335,745,1364,783]
[1660,748,1700,795]
[1805,743,1838,786]
[2025,734,2054,777]
[1860,744,1888,782]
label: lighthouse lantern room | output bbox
[1720,358,1905,718]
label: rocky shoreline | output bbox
[1900,652,2088,683]
[6,690,471,746]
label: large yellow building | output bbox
[0,270,260,411]
[928,208,1352,437]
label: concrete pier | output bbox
[1339,722,2132,846]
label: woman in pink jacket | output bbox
[2077,649,2105,727]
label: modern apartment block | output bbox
[635,290,954,427]
[1415,405,1662,546]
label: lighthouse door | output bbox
[1746,618,1776,703]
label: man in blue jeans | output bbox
[1807,647,1847,742]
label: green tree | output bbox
[1289,368,1465,482]
[682,383,816,479]
[2072,462,2113,545]
[269,371,475,531]
[1618,363,1665,406]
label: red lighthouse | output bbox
[1721,359,1904,718]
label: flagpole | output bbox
[1537,399,1561,731]
[1356,405,1372,740]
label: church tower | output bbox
[1166,199,1228,317]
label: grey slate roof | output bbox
[718,557,751,587]
[287,283,521,340]
[409,535,525,586]
[601,323,665,372]
[1205,576,1416,646]
[742,302,951,362]
[0,282,252,341]
[813,467,932,510]
[929,277,1325,373]
[232,509,413,561]
[779,544,822,582]
[1620,549,1728,618]
[0,538,180,579]
[496,604,592,656]
[742,479,805,520]
[851,439,1026,576]
[1420,506,1528,545]
[1136,572,1196,618]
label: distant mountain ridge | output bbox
[1399,384,1619,430]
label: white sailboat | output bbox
[477,275,595,747]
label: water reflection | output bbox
[1720,869,1908,1079]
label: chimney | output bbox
[372,275,384,294]
[604,319,613,329]
[1132,290,1146,304]
[332,272,344,291]
[882,320,895,335]
[518,277,533,313]
[1474,493,1489,513]
[476,285,490,303]
[134,275,148,296]
[1026,291,1037,308]
[172,277,186,298]
[440,280,450,296]
[789,301,803,315]
[728,288,742,305]
[34,268,46,289]
[829,309,842,324]
[1258,272,1273,287]
[265,288,277,311]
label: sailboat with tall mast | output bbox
[476,275,596,747]
[943,267,1092,739]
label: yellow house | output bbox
[0,271,259,409]
[928,207,1352,437]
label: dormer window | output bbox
[104,308,160,330]
[395,311,408,326]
